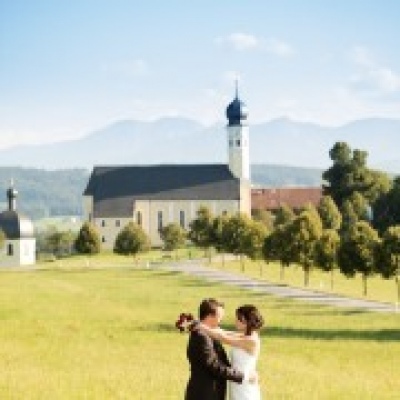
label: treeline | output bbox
[0,167,89,218]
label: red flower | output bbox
[175,312,196,333]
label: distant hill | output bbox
[0,168,89,219]
[0,117,400,172]
[252,164,323,187]
[0,165,322,220]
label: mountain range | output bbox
[1,117,400,172]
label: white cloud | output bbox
[215,32,260,51]
[102,59,149,77]
[264,38,295,57]
[349,46,400,94]
[215,33,294,58]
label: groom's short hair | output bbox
[199,298,224,320]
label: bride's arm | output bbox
[198,324,257,353]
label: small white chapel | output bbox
[0,183,36,267]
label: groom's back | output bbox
[185,330,225,400]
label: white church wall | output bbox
[91,199,242,250]
[0,239,35,267]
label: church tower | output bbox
[226,83,250,181]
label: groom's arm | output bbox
[190,332,244,383]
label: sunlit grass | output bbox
[0,255,399,399]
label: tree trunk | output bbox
[222,253,225,268]
[363,274,368,297]
[304,267,309,287]
[240,254,245,272]
[331,269,334,290]
[280,263,285,280]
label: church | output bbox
[83,90,251,248]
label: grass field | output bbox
[0,255,399,399]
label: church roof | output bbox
[0,210,35,239]
[84,164,240,217]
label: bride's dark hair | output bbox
[236,305,264,336]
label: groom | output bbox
[185,298,256,400]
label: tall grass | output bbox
[0,256,399,399]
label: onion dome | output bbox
[0,182,34,239]
[226,82,248,126]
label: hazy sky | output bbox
[1,1,399,148]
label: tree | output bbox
[74,222,101,255]
[315,229,340,289]
[252,209,274,231]
[44,229,76,257]
[210,214,230,267]
[291,208,323,286]
[340,198,359,233]
[243,220,268,275]
[274,204,295,228]
[323,142,390,210]
[263,223,294,280]
[160,223,186,252]
[188,206,214,260]
[374,176,400,233]
[221,213,253,271]
[338,221,379,296]
[379,226,400,305]
[114,222,150,257]
[318,195,342,231]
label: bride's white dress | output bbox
[229,346,261,400]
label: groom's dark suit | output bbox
[185,330,244,400]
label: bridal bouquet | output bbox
[175,313,197,333]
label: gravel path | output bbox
[158,260,399,314]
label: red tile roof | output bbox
[251,187,322,211]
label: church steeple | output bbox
[226,84,250,181]
[7,179,18,211]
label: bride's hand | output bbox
[248,370,259,385]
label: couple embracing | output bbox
[185,298,264,400]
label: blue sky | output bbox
[1,0,400,148]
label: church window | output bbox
[102,236,106,243]
[158,211,163,231]
[116,220,120,227]
[180,210,185,228]
[222,210,228,216]
[101,220,106,227]
[236,139,241,147]
[137,211,142,226]
[7,244,13,256]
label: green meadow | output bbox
[0,255,399,399]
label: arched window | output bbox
[101,220,106,227]
[102,236,106,243]
[236,139,241,147]
[158,211,163,231]
[137,211,142,226]
[7,244,13,256]
[115,220,120,227]
[180,210,185,228]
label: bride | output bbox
[197,304,264,400]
